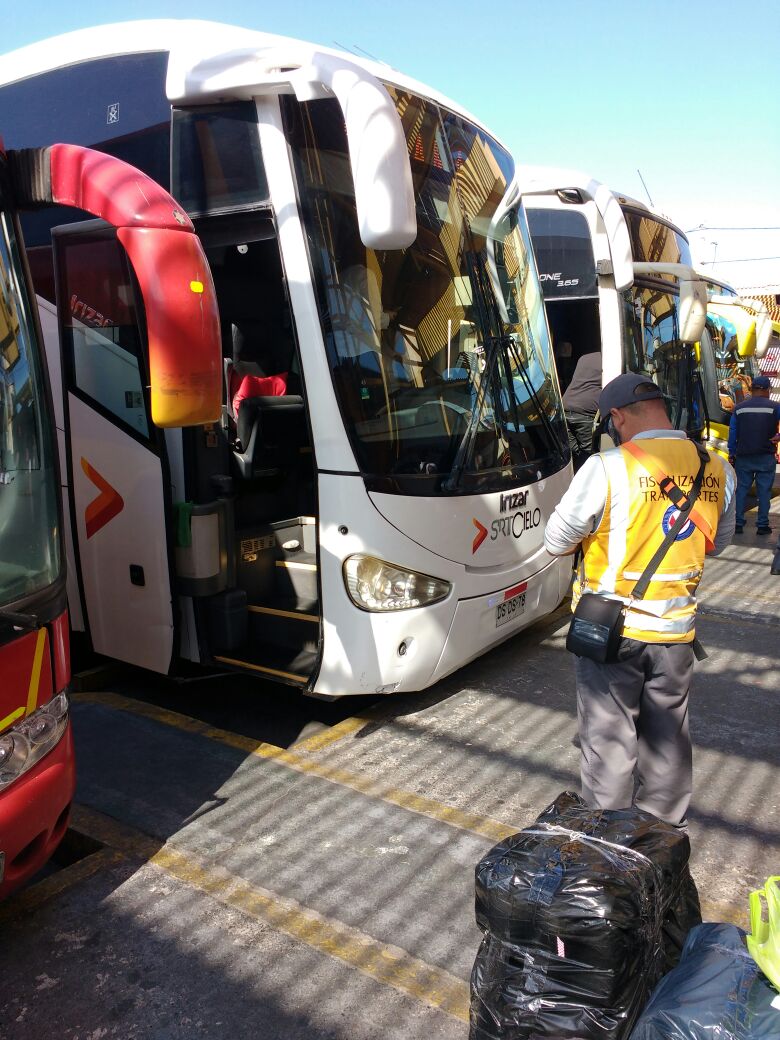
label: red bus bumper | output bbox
[0,721,76,900]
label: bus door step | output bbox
[248,599,320,653]
[213,644,317,687]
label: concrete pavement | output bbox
[0,495,777,1039]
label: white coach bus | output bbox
[695,275,772,458]
[0,21,573,697]
[519,168,710,437]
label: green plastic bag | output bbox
[747,875,780,991]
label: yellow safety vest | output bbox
[574,438,726,643]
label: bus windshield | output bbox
[285,91,567,495]
[620,285,706,435]
[620,212,705,435]
[0,191,60,607]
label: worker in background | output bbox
[727,375,780,536]
[544,373,736,828]
[562,350,601,471]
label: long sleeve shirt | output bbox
[727,396,780,457]
[544,430,736,558]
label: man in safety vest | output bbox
[727,374,780,536]
[544,372,736,827]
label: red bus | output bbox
[0,141,221,898]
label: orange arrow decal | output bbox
[81,458,124,539]
[472,517,488,554]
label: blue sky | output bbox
[5,0,780,293]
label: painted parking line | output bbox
[71,805,470,1023]
[71,690,749,927]
[73,690,515,843]
[291,714,374,752]
[292,607,575,753]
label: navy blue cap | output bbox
[752,375,771,390]
[598,372,664,416]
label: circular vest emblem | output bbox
[661,504,695,540]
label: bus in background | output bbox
[0,140,221,898]
[519,168,708,440]
[763,321,780,402]
[0,21,573,698]
[696,276,772,459]
[747,295,780,402]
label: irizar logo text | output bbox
[494,489,541,542]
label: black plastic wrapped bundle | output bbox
[536,792,701,972]
[470,793,701,1040]
[472,932,644,1039]
[660,868,701,975]
[631,923,780,1039]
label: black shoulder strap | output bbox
[632,445,709,602]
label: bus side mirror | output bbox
[754,313,772,358]
[632,262,707,344]
[678,276,708,344]
[740,298,772,358]
[12,144,223,428]
[167,46,418,252]
[303,53,417,251]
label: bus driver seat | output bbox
[225,322,305,479]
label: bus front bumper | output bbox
[0,721,76,901]
[426,553,570,687]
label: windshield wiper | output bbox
[0,607,40,630]
[442,332,504,492]
[444,249,568,490]
[442,251,506,492]
[504,335,568,465]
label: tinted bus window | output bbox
[623,208,692,267]
[172,103,269,216]
[526,208,597,300]
[57,235,150,439]
[0,207,60,604]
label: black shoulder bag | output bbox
[566,446,709,663]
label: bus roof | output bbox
[0,19,505,152]
[518,165,653,220]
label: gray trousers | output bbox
[574,641,695,827]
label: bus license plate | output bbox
[495,592,526,628]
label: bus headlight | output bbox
[0,694,69,792]
[343,554,450,612]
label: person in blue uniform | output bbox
[727,375,780,535]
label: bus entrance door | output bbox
[53,223,175,673]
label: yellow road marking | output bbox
[292,715,373,752]
[275,560,317,571]
[0,847,122,924]
[71,805,469,1022]
[70,693,750,927]
[73,690,514,843]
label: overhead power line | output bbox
[686,226,780,232]
[700,256,780,265]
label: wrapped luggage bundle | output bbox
[631,923,780,1039]
[470,792,701,1040]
